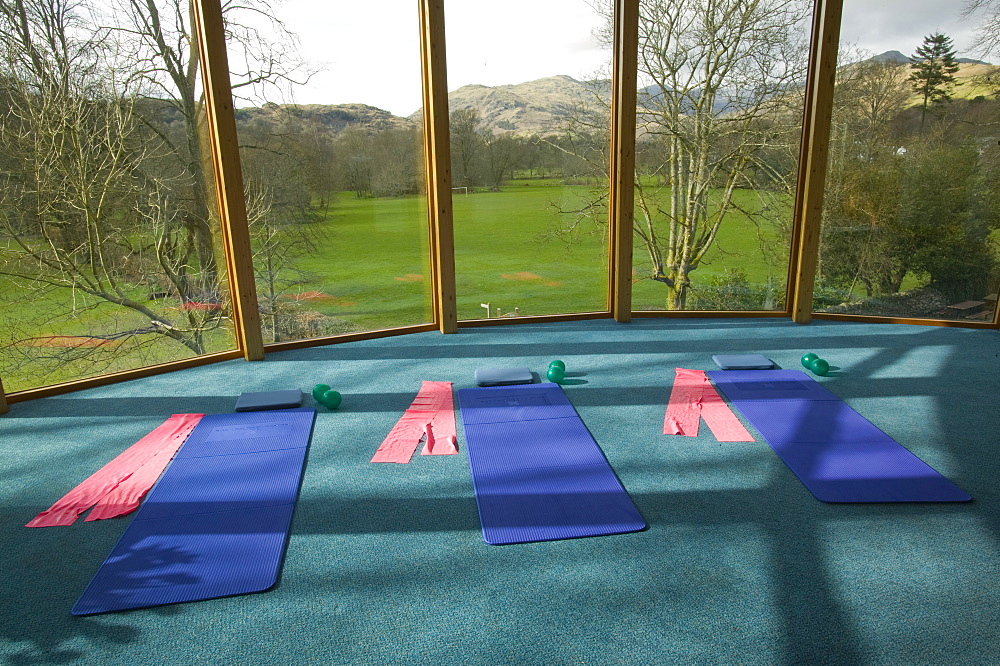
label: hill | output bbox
[411,75,609,135]
[861,52,999,103]
[227,53,997,140]
[234,102,417,134]
[873,49,990,66]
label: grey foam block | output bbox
[234,389,303,412]
[474,367,534,387]
[711,354,775,370]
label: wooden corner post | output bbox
[420,0,458,334]
[192,0,265,359]
[609,0,639,322]
[789,0,844,324]
[0,376,8,414]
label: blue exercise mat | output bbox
[72,409,315,615]
[707,370,970,503]
[458,383,645,545]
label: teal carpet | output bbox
[2,318,998,665]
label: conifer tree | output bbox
[908,33,961,130]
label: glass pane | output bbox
[814,1,999,323]
[227,1,432,343]
[0,0,236,392]
[630,0,812,312]
[447,1,612,320]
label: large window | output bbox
[813,0,1000,323]
[226,1,433,343]
[447,1,613,320]
[3,0,997,399]
[630,0,812,313]
[0,0,237,392]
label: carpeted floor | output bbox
[2,318,998,665]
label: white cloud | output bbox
[840,0,985,59]
[444,2,609,94]
[259,0,608,116]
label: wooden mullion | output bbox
[610,0,639,322]
[789,0,843,323]
[192,0,264,359]
[419,0,457,334]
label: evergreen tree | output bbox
[908,33,961,129]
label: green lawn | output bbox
[452,183,609,319]
[0,275,238,392]
[288,193,434,328]
[1,181,791,391]
[303,182,788,322]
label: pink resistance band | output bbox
[26,413,203,527]
[664,368,754,442]
[85,433,188,522]
[371,381,457,463]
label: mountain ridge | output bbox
[872,49,990,66]
[232,57,998,138]
[409,74,609,135]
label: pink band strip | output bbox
[420,382,457,456]
[26,414,203,527]
[663,369,753,442]
[664,368,706,436]
[371,381,457,463]
[85,416,201,521]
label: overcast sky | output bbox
[269,0,990,117]
[840,0,984,60]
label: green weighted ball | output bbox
[546,365,565,383]
[317,389,342,409]
[549,359,566,371]
[801,353,819,368]
[312,384,331,401]
[809,358,830,376]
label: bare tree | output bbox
[834,54,911,157]
[450,107,484,189]
[963,0,1000,94]
[627,0,811,309]
[964,0,1000,58]
[104,0,309,289]
[483,133,521,189]
[553,0,810,309]
[0,0,228,342]
[336,126,375,197]
[0,0,310,385]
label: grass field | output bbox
[1,180,791,391]
[0,274,239,392]
[298,181,789,321]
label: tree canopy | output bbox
[908,32,960,129]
